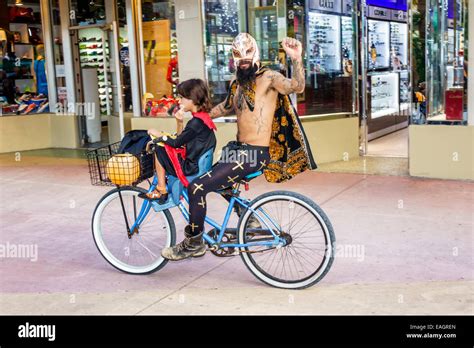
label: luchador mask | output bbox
[231,33,260,68]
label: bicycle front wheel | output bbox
[238,190,335,289]
[92,186,176,274]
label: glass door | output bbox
[69,23,125,146]
[360,2,411,147]
[67,0,127,146]
[247,1,280,70]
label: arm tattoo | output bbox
[267,58,305,95]
[210,102,232,119]
[291,58,305,93]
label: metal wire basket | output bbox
[86,142,154,187]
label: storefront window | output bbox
[50,0,66,106]
[425,0,467,123]
[68,0,132,116]
[204,0,244,104]
[140,0,178,117]
[203,0,357,116]
[0,0,50,115]
[248,0,280,70]
[300,0,356,116]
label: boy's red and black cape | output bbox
[164,111,216,187]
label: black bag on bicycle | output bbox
[118,130,150,154]
[118,130,154,180]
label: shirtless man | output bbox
[161,33,306,261]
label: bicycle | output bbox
[87,142,336,289]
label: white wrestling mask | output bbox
[232,33,260,68]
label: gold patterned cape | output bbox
[223,67,317,183]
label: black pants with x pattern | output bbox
[187,141,270,236]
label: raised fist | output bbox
[281,37,303,61]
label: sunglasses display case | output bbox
[390,22,408,69]
[307,12,341,74]
[302,0,355,115]
[363,0,411,139]
[370,72,399,119]
[368,20,390,70]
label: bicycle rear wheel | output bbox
[237,190,335,289]
[92,186,175,274]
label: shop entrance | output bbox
[68,22,127,147]
[360,2,411,158]
[67,0,130,148]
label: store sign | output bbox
[447,0,461,19]
[391,9,407,22]
[309,0,342,14]
[57,87,68,105]
[366,0,407,11]
[342,0,353,15]
[368,6,391,20]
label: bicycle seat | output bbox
[167,148,214,205]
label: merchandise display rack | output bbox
[0,5,50,115]
[78,34,111,115]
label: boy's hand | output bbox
[174,108,185,123]
[147,129,162,138]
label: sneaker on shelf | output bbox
[22,103,37,114]
[37,102,49,113]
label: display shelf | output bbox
[368,19,390,70]
[0,8,50,116]
[390,22,408,68]
[76,26,114,116]
[78,41,105,44]
[370,72,399,119]
[400,103,410,111]
[427,114,466,123]
[341,16,353,60]
[399,70,410,104]
[371,107,399,118]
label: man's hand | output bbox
[267,38,306,95]
[281,37,303,61]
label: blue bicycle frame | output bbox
[128,175,286,249]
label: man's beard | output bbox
[236,63,259,86]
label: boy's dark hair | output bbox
[177,79,213,112]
